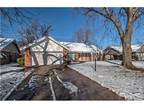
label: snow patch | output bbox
[68,61,144,100]
[63,82,78,94]
[54,71,78,94]
[0,63,26,100]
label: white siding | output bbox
[31,52,44,66]
[30,39,64,66]
[31,40,63,52]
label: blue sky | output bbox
[0,8,144,48]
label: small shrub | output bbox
[17,57,24,66]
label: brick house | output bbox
[60,42,102,62]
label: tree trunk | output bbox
[121,11,136,69]
[121,36,135,69]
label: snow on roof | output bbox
[20,36,46,51]
[107,44,142,53]
[20,36,68,51]
[60,42,101,53]
[90,45,103,53]
[131,44,142,52]
[0,38,15,51]
[110,46,122,52]
[48,36,68,50]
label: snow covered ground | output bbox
[107,60,144,68]
[133,61,144,68]
[69,61,144,100]
[0,63,26,100]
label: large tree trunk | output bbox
[121,36,135,69]
[121,10,136,69]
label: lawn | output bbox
[69,61,144,100]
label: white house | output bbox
[20,36,68,67]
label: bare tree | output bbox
[40,24,52,37]
[19,20,52,45]
[0,8,31,38]
[0,8,30,25]
[74,27,93,44]
[82,8,144,69]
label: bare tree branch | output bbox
[19,20,53,45]
[0,8,31,25]
[85,8,124,39]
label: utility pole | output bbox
[94,53,97,71]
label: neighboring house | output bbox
[103,44,144,61]
[0,38,20,65]
[132,44,144,61]
[20,36,68,67]
[60,42,102,62]
[103,46,122,60]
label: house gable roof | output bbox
[20,36,68,51]
[131,44,142,52]
[104,44,144,53]
[104,47,121,55]
[60,42,101,53]
[0,38,20,53]
[0,38,14,51]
